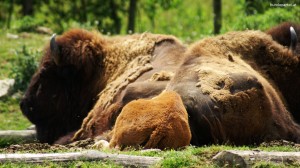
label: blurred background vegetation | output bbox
[1,0,299,41]
[0,0,299,130]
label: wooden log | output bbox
[213,150,300,167]
[0,130,37,144]
[0,150,162,167]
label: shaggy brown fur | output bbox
[20,29,179,144]
[169,30,300,144]
[22,26,300,147]
[108,91,191,150]
[77,30,300,146]
[73,38,187,141]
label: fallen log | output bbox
[0,150,162,167]
[0,130,37,144]
[213,150,300,167]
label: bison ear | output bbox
[50,34,61,65]
[290,26,298,53]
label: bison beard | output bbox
[21,23,300,148]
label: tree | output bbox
[127,0,137,33]
[7,0,14,29]
[22,0,34,16]
[110,0,121,34]
[213,0,222,34]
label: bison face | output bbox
[20,29,106,144]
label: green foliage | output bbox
[223,7,300,32]
[15,16,43,32]
[10,45,39,93]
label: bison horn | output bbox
[290,26,298,53]
[50,34,61,65]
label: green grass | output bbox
[1,145,300,167]
[0,30,47,79]
[0,96,31,130]
[0,161,123,168]
[0,30,46,131]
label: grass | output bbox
[0,97,31,130]
[0,30,46,131]
[0,161,123,168]
[1,145,300,167]
[0,30,47,79]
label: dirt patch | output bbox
[260,140,300,148]
[0,139,95,153]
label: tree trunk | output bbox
[110,0,121,34]
[213,150,300,167]
[22,0,34,16]
[7,0,14,29]
[213,0,222,34]
[127,0,137,34]
[80,0,87,23]
[0,150,162,167]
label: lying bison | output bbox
[21,23,300,148]
[20,29,180,144]
[73,28,300,146]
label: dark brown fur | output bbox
[265,22,300,123]
[266,22,300,54]
[20,29,106,144]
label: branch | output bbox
[0,150,162,167]
[0,130,37,144]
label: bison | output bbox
[265,22,300,123]
[21,23,300,148]
[20,29,180,144]
[73,28,300,146]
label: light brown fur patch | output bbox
[109,91,191,150]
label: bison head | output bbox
[20,29,107,144]
[265,22,300,123]
[266,22,299,55]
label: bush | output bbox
[222,7,300,32]
[15,16,43,32]
[10,45,39,93]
